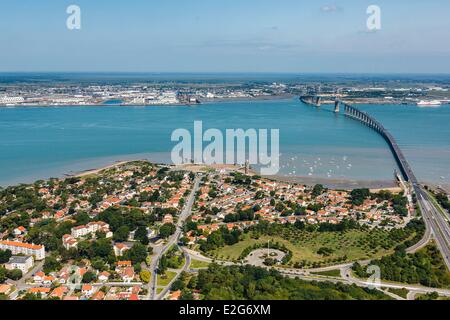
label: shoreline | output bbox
[67,160,401,191]
[0,94,296,108]
[1,158,448,192]
[2,94,441,108]
[72,159,402,190]
[72,160,138,178]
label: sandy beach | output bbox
[73,160,137,178]
[70,159,402,191]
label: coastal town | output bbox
[0,160,431,301]
[1,76,449,107]
[2,0,450,314]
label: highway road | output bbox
[335,98,450,273]
[415,186,450,270]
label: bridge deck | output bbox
[342,102,417,184]
[300,96,417,184]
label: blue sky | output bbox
[0,0,449,73]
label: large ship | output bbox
[417,100,442,107]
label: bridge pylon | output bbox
[334,100,340,113]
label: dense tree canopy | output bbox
[159,223,176,239]
[0,250,12,264]
[353,244,450,288]
[194,264,390,300]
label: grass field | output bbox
[310,269,341,277]
[211,228,417,267]
[157,271,177,287]
[387,288,409,299]
[190,259,210,269]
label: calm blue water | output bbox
[0,99,448,187]
[102,100,124,105]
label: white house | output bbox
[71,221,112,239]
[113,243,130,257]
[5,256,34,273]
[81,285,94,297]
[33,271,45,283]
[98,271,111,282]
[62,234,78,250]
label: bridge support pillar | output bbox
[334,101,340,113]
[316,96,321,107]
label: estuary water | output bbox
[0,99,448,187]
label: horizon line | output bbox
[1,71,450,76]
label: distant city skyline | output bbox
[1,0,449,73]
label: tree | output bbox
[171,279,185,291]
[21,292,42,300]
[0,267,7,283]
[350,189,370,206]
[158,255,168,275]
[126,243,148,264]
[91,259,107,272]
[113,226,130,242]
[207,231,225,248]
[91,239,114,258]
[0,250,12,264]
[224,214,237,223]
[135,226,149,245]
[150,190,161,202]
[294,220,305,230]
[317,247,334,257]
[140,270,151,283]
[77,241,91,258]
[82,271,97,283]
[43,256,61,274]
[180,290,194,300]
[179,237,190,246]
[312,184,325,197]
[159,223,176,239]
[97,207,124,232]
[7,269,22,280]
[187,276,197,289]
[263,258,276,266]
[74,212,90,226]
[185,221,198,232]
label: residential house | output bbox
[82,285,95,297]
[98,271,110,282]
[5,255,34,273]
[113,243,130,257]
[62,234,78,250]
